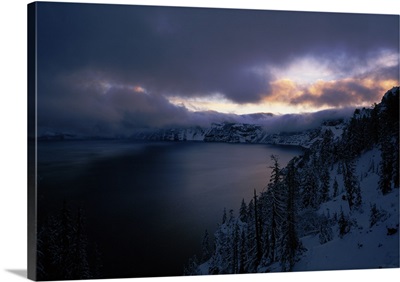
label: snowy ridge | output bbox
[129,120,346,148]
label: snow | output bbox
[321,125,344,141]
[295,147,399,271]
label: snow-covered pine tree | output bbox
[201,230,211,263]
[239,199,248,223]
[338,207,350,238]
[244,199,258,272]
[369,203,388,228]
[266,155,285,263]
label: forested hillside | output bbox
[186,87,399,274]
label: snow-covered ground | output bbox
[295,148,399,271]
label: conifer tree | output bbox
[343,160,362,210]
[239,199,248,223]
[253,189,262,265]
[378,139,394,195]
[267,155,284,263]
[332,178,339,198]
[280,162,300,271]
[301,169,319,209]
[201,230,211,263]
[338,207,350,237]
[319,214,333,244]
[239,230,246,273]
[244,199,258,272]
[319,166,330,203]
[222,208,227,224]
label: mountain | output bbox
[185,86,399,275]
[129,118,347,148]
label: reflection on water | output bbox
[37,140,302,278]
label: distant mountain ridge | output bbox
[128,119,346,148]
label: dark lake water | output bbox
[37,140,302,278]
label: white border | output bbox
[0,1,398,282]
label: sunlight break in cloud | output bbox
[167,91,314,115]
[260,49,399,111]
[269,56,337,84]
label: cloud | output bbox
[38,69,358,137]
[38,73,193,136]
[263,49,399,109]
[35,3,399,136]
[258,108,354,133]
[37,3,399,105]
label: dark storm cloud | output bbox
[36,2,399,134]
[38,3,399,100]
[37,74,193,136]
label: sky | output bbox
[34,2,399,136]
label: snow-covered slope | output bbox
[295,148,399,271]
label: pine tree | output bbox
[244,199,258,272]
[332,178,339,198]
[239,230,246,273]
[343,160,362,210]
[378,87,399,192]
[222,208,227,224]
[369,203,387,228]
[232,223,240,273]
[201,230,211,263]
[338,207,350,238]
[301,169,319,209]
[267,155,285,263]
[280,162,300,271]
[378,139,394,195]
[253,189,262,266]
[319,214,333,244]
[239,199,248,223]
[229,209,235,223]
[319,166,330,203]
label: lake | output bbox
[37,140,302,278]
